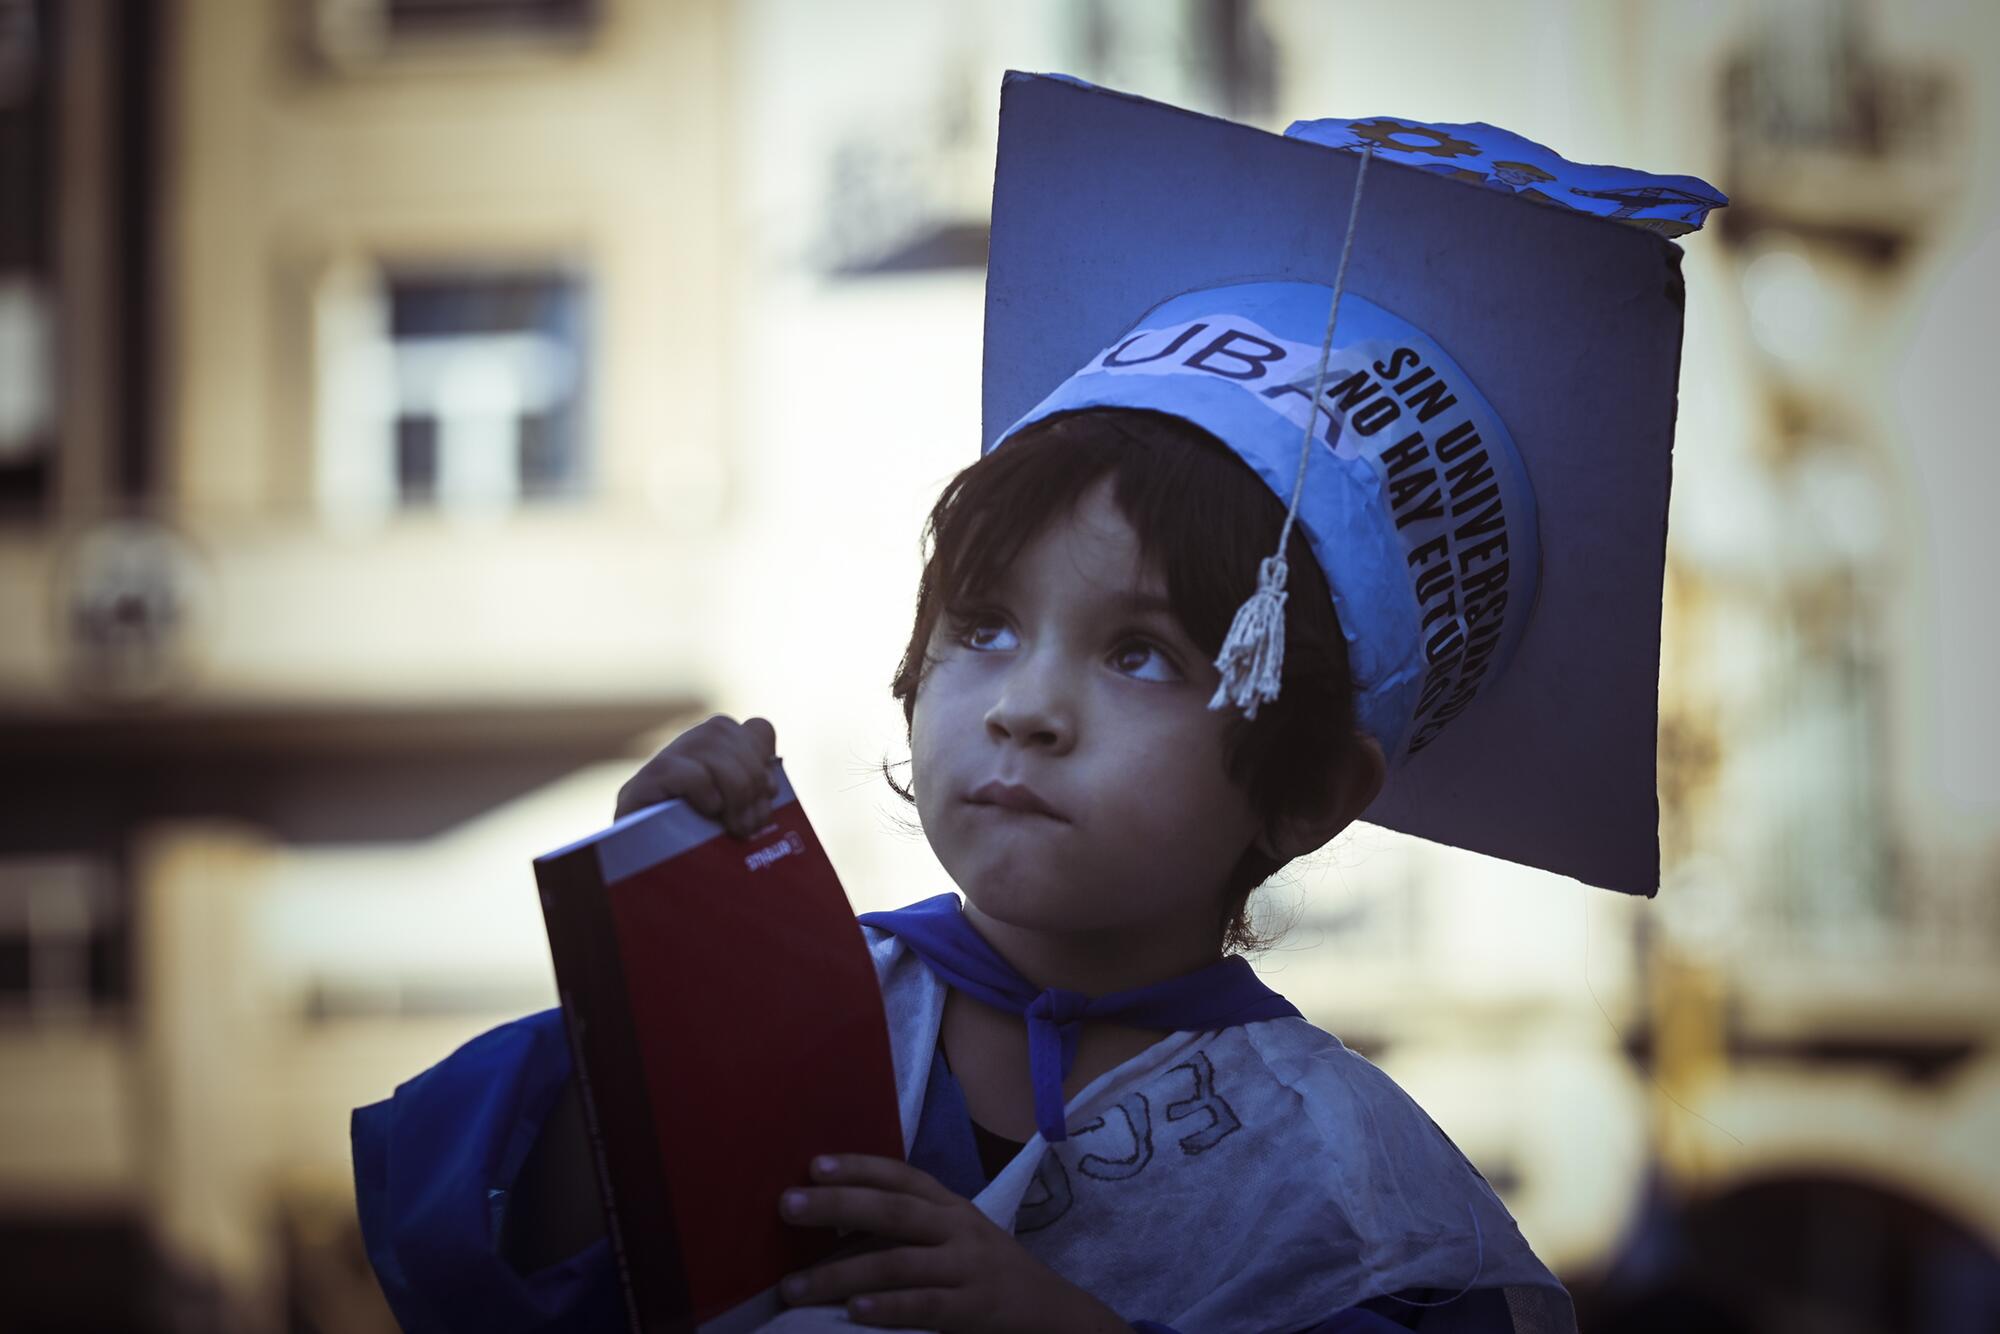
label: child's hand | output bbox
[776,1155,1135,1333]
[613,713,781,838]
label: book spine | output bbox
[553,992,643,1334]
[537,844,694,1334]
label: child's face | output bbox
[909,475,1266,969]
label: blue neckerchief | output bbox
[856,893,1301,1143]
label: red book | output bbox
[532,760,905,1333]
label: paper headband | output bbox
[989,281,1539,769]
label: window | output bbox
[0,855,125,1021]
[0,0,54,518]
[302,0,598,72]
[384,0,596,39]
[315,263,591,525]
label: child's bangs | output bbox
[907,408,1343,687]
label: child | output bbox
[353,75,1723,1334]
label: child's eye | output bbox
[947,608,1183,683]
[954,612,1015,653]
[1109,638,1183,683]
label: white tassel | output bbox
[1208,554,1290,720]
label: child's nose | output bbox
[984,660,1075,749]
[985,707,1069,749]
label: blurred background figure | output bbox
[0,1,1994,1330]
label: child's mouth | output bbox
[968,802,1065,822]
[964,781,1069,821]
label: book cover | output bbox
[532,759,905,1334]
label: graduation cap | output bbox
[981,73,1727,898]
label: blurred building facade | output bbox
[2,0,738,1327]
[0,1,1996,1331]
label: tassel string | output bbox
[1209,144,1375,719]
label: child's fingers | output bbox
[697,750,762,832]
[738,716,779,773]
[808,1154,961,1206]
[716,730,778,805]
[616,753,724,822]
[779,1185,953,1245]
[697,717,779,823]
[842,1289,957,1329]
[776,1246,956,1310]
[610,713,778,827]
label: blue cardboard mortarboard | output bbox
[982,72,1694,897]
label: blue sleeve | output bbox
[350,1007,623,1334]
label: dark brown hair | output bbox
[881,407,1364,956]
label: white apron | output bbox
[742,926,1577,1334]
